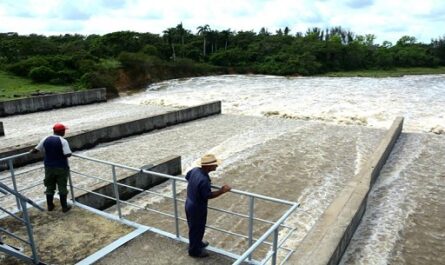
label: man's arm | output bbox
[210,184,231,199]
[30,148,39,154]
[61,138,72,158]
[31,137,46,154]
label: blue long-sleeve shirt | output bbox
[185,167,212,209]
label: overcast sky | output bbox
[1,0,444,44]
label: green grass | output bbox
[0,71,74,101]
[322,67,445,77]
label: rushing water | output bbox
[0,102,174,150]
[1,74,444,264]
[119,74,445,134]
[116,74,444,264]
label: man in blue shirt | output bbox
[32,123,72,213]
[185,154,231,258]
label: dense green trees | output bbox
[0,25,444,90]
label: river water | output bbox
[116,74,444,264]
[1,74,444,264]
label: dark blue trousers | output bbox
[185,200,207,256]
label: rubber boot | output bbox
[46,194,55,211]
[60,194,72,213]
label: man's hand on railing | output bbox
[221,184,231,193]
[29,148,38,154]
[210,184,231,199]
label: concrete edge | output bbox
[0,88,107,117]
[289,117,404,265]
[74,156,181,210]
[0,101,221,170]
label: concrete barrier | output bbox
[290,117,404,265]
[0,88,106,117]
[75,156,181,210]
[0,121,3,136]
[0,101,221,169]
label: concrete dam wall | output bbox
[0,88,107,117]
[0,101,221,169]
[290,117,404,265]
[75,156,181,210]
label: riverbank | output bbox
[1,67,445,102]
[322,67,445,77]
[0,71,75,101]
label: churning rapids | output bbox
[119,74,445,265]
[1,74,444,265]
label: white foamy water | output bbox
[340,133,445,265]
[118,74,445,134]
[0,102,174,150]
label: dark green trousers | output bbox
[44,167,69,196]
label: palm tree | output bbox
[221,29,233,50]
[197,24,210,56]
[163,27,177,61]
[175,22,189,57]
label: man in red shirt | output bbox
[32,123,72,213]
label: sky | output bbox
[0,0,444,44]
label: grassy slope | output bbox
[321,67,445,77]
[0,71,73,101]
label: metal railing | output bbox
[69,153,299,264]
[0,180,45,264]
[0,152,300,264]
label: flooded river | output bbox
[117,74,444,264]
[1,74,444,264]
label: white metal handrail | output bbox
[0,152,300,264]
[70,153,299,264]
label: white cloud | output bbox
[0,0,443,43]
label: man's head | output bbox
[53,123,67,136]
[199,154,221,172]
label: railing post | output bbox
[20,199,40,264]
[111,165,122,219]
[172,179,180,238]
[248,196,255,261]
[68,170,75,203]
[272,228,279,265]
[8,160,21,211]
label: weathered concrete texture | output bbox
[76,156,181,210]
[289,117,404,265]
[0,121,3,136]
[0,88,107,117]
[0,101,221,170]
[0,202,133,265]
[95,231,235,265]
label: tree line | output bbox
[0,24,444,90]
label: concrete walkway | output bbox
[95,231,235,265]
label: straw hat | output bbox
[199,154,221,167]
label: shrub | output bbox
[7,56,49,76]
[29,66,56,82]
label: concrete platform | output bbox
[95,231,235,265]
[0,201,133,265]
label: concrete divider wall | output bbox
[0,101,221,169]
[0,121,3,136]
[290,117,404,265]
[75,156,181,210]
[0,88,106,117]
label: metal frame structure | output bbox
[0,152,300,265]
[0,181,45,264]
